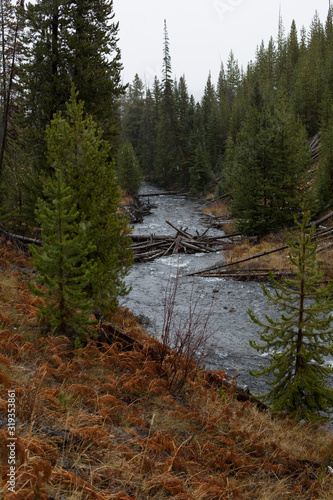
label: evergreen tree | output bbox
[226,95,310,236]
[249,212,333,421]
[30,171,96,343]
[46,88,133,316]
[316,95,333,208]
[189,142,212,196]
[20,0,125,175]
[174,75,193,187]
[154,20,181,187]
[137,88,155,176]
[116,140,143,196]
[226,51,240,103]
[121,74,145,153]
[0,0,23,180]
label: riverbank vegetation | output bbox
[1,240,333,498]
[1,0,333,497]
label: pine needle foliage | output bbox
[116,140,142,196]
[29,171,96,342]
[248,211,333,421]
[45,87,133,316]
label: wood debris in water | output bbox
[131,220,236,262]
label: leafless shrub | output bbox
[159,266,218,391]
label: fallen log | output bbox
[131,222,234,262]
[138,191,185,197]
[0,228,42,246]
[187,244,289,277]
[165,220,192,238]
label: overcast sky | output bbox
[113,0,331,100]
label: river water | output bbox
[120,183,274,396]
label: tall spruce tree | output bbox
[249,212,333,421]
[46,88,133,316]
[226,94,310,236]
[0,0,23,180]
[154,20,181,187]
[19,0,125,211]
[121,74,145,153]
[116,140,142,196]
[30,171,96,343]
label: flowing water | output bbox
[120,183,275,396]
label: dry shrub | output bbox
[16,341,37,361]
[51,470,104,499]
[0,339,19,359]
[192,477,242,500]
[99,382,118,395]
[143,430,178,455]
[67,384,98,407]
[3,489,48,500]
[71,425,111,449]
[15,385,43,422]
[65,413,104,431]
[159,270,217,392]
[144,473,187,497]
[25,438,59,466]
[13,459,52,498]
[0,329,12,339]
[147,377,169,395]
[0,430,26,466]
[107,492,136,500]
[0,312,13,328]
[0,371,11,388]
[35,363,57,380]
[98,394,119,408]
[120,371,151,396]
[49,354,63,367]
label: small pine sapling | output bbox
[248,211,333,421]
[29,171,96,344]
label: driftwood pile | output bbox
[131,221,234,262]
[120,196,157,223]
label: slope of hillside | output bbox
[0,238,333,499]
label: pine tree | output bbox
[154,20,181,187]
[29,171,96,343]
[189,142,212,196]
[0,0,23,180]
[20,0,125,175]
[116,140,142,196]
[46,88,133,316]
[121,74,145,153]
[249,211,333,421]
[226,94,310,236]
[316,94,333,208]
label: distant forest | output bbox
[121,9,333,235]
[0,2,333,240]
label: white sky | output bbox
[113,0,331,100]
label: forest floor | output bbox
[0,239,333,499]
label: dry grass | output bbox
[226,233,290,271]
[204,199,231,218]
[0,239,333,499]
[119,191,134,206]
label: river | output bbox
[120,183,274,396]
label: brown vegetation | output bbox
[0,238,333,499]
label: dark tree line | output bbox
[121,9,333,235]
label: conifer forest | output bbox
[3,1,333,498]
